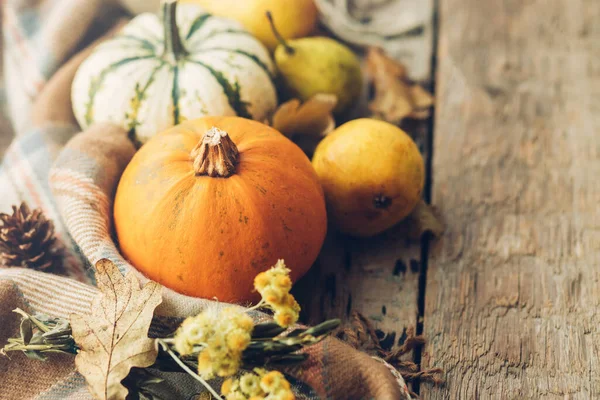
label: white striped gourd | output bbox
[72,0,277,144]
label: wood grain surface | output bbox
[421,0,600,398]
[294,215,424,349]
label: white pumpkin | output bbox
[72,0,277,143]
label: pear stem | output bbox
[266,11,295,55]
[191,127,239,177]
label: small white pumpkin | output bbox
[72,0,277,143]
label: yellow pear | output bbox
[187,0,318,51]
[268,14,363,113]
[312,119,425,237]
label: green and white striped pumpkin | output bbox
[72,0,277,144]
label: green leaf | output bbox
[302,319,341,338]
[24,350,47,361]
[252,323,286,339]
[20,318,33,344]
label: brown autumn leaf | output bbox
[408,85,435,119]
[404,200,445,239]
[270,94,337,138]
[71,259,162,400]
[267,94,337,154]
[366,47,434,124]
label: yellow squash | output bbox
[312,119,425,237]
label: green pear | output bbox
[268,13,362,114]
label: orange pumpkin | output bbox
[114,116,327,302]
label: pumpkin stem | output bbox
[266,11,295,55]
[162,0,188,61]
[191,127,240,177]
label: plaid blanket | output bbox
[0,1,411,399]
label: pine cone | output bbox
[0,202,60,270]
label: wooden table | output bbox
[296,0,600,398]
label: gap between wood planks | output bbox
[413,0,440,395]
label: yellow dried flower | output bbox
[222,369,295,400]
[225,392,247,400]
[264,390,295,400]
[253,368,268,375]
[175,316,206,355]
[185,325,205,343]
[208,333,228,358]
[271,259,289,275]
[254,260,290,296]
[283,294,301,312]
[263,393,293,400]
[224,308,254,332]
[274,309,297,329]
[174,331,193,356]
[222,378,235,395]
[197,351,214,379]
[274,275,292,291]
[217,358,240,377]
[239,372,262,396]
[175,307,254,379]
[174,309,220,355]
[280,392,295,400]
[254,273,271,291]
[254,260,301,329]
[238,314,255,331]
[260,371,284,393]
[262,287,284,306]
[227,329,252,352]
[195,313,217,332]
[220,307,254,331]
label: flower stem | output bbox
[158,339,223,400]
[245,299,267,312]
[14,308,50,333]
[5,344,56,351]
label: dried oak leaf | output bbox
[71,259,162,400]
[404,200,445,239]
[366,47,434,124]
[267,94,337,154]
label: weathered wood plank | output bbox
[294,219,423,348]
[422,0,600,398]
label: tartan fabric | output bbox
[0,0,411,399]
